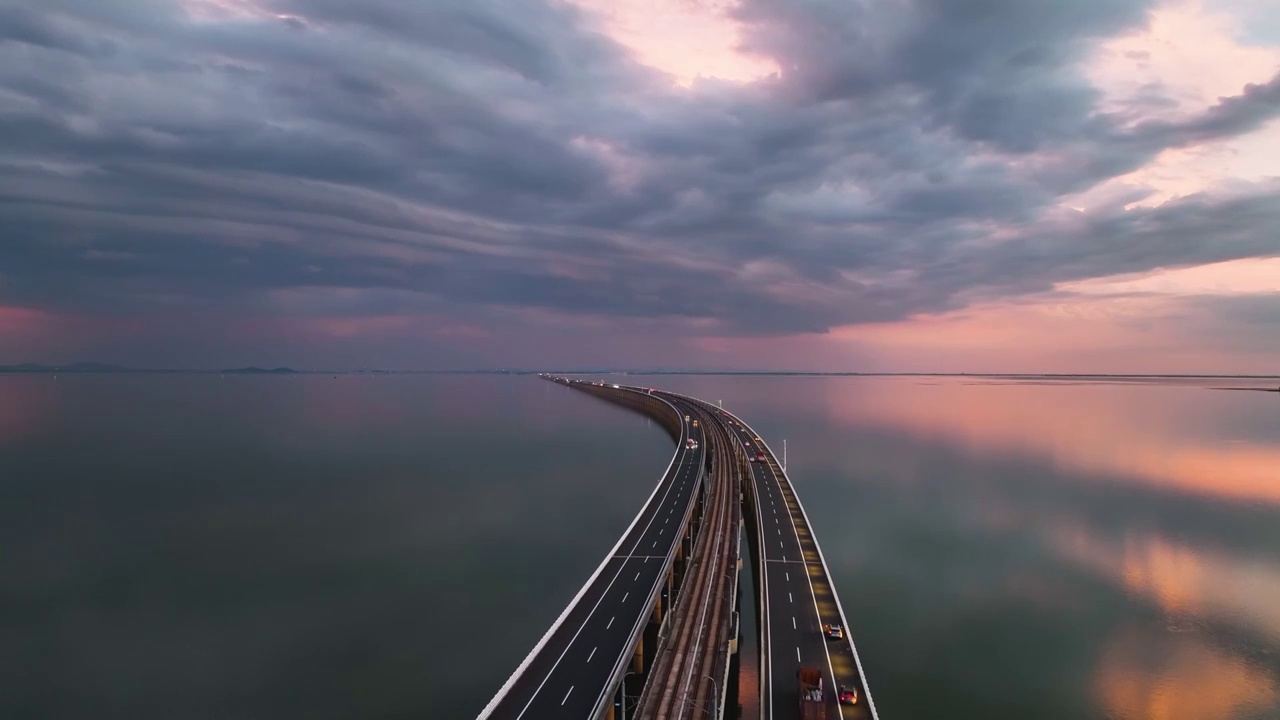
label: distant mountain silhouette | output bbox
[221,367,299,374]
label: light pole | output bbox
[673,674,722,719]
[619,670,640,720]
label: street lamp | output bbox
[673,675,721,720]
[619,670,640,720]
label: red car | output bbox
[838,685,859,705]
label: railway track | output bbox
[634,402,740,720]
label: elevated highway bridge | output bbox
[478,378,879,720]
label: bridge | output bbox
[478,378,880,720]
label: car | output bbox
[824,623,844,640]
[838,685,859,705]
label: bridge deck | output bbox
[723,409,879,720]
[633,402,739,720]
[481,380,878,720]
[479,392,704,720]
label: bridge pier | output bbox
[667,567,675,617]
[501,381,879,720]
[673,535,685,586]
[633,634,644,674]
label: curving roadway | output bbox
[479,384,707,720]
[657,392,880,720]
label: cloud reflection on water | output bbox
[820,378,1280,506]
[1095,626,1277,720]
[651,375,1280,719]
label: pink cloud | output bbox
[566,0,777,86]
[302,315,418,339]
[827,291,1276,375]
[1080,0,1280,208]
[0,306,50,336]
[431,322,492,340]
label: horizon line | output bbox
[2,363,1278,379]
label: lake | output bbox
[2,374,1278,719]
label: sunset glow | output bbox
[1,0,1278,369]
[822,379,1280,506]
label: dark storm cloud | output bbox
[1,0,1278,349]
[0,5,118,57]
[1137,71,1280,146]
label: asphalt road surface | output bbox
[731,418,875,720]
[480,394,707,720]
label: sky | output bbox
[1,0,1278,372]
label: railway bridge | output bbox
[477,378,879,720]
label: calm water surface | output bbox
[3,374,1278,719]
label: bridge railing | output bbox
[716,408,882,720]
[476,384,692,720]
[571,384,710,720]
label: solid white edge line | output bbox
[664,390,881,720]
[475,388,688,720]
[512,404,692,719]
[740,410,775,720]
[591,395,706,718]
[735,412,882,720]
[583,409,706,717]
[773,463,843,720]
[677,393,775,720]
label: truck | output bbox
[797,667,826,720]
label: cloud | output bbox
[0,5,119,58]
[0,0,1277,366]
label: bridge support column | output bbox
[632,634,644,674]
[642,589,662,676]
